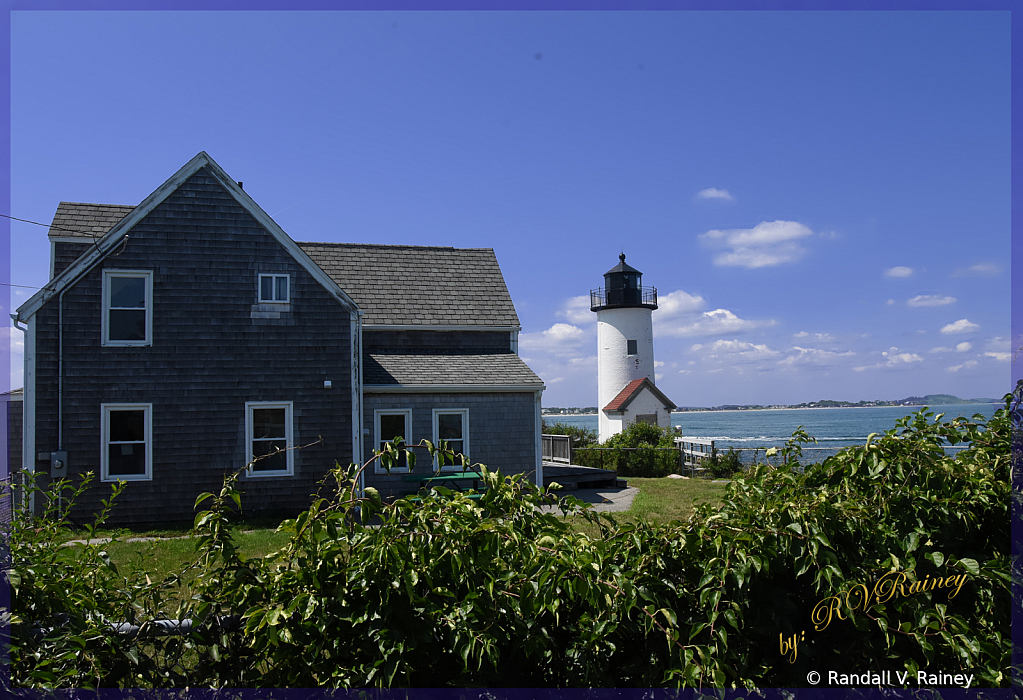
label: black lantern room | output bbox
[590,253,658,311]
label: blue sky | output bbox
[5,7,1015,407]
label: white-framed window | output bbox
[627,339,638,356]
[258,274,290,303]
[102,270,153,346]
[432,408,469,471]
[245,401,294,477]
[374,409,412,473]
[101,403,153,482]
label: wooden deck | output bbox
[542,463,624,490]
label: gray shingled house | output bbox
[11,152,544,525]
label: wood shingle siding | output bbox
[363,392,539,498]
[27,170,354,525]
[14,152,544,525]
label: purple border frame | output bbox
[0,1,1016,697]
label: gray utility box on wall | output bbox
[50,451,68,478]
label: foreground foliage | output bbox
[4,401,1013,688]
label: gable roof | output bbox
[603,377,676,413]
[15,152,360,321]
[298,243,521,328]
[365,353,543,389]
[47,203,135,241]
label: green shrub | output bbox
[541,419,598,448]
[5,475,191,688]
[705,447,744,478]
[6,402,1014,688]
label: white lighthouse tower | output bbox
[591,254,676,443]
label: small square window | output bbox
[246,401,294,477]
[103,270,153,346]
[101,403,153,481]
[258,274,290,303]
[627,339,638,355]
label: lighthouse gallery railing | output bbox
[589,286,657,310]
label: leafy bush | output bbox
[5,402,1013,688]
[603,420,676,450]
[5,475,192,688]
[571,421,681,477]
[704,446,744,478]
[541,419,598,448]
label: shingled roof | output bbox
[603,378,676,412]
[298,243,521,327]
[365,353,543,388]
[48,202,136,240]
[40,202,521,329]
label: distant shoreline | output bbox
[542,401,998,417]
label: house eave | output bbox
[362,324,522,332]
[364,383,544,393]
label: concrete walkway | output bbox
[540,485,639,514]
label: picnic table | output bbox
[402,470,484,492]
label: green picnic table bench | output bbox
[402,470,484,492]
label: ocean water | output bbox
[544,403,1002,450]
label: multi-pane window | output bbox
[375,409,412,472]
[627,339,638,356]
[433,409,469,470]
[246,402,293,476]
[101,403,152,481]
[259,274,290,303]
[103,270,152,346]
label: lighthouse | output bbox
[591,254,676,443]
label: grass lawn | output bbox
[625,476,729,523]
[93,476,729,605]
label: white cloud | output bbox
[907,295,956,308]
[793,331,809,338]
[886,299,896,305]
[518,323,596,403]
[656,289,707,319]
[520,323,586,354]
[884,266,914,278]
[699,220,814,268]
[853,347,924,372]
[555,295,596,325]
[947,360,979,372]
[654,360,665,368]
[651,288,770,339]
[704,339,780,359]
[940,319,980,335]
[984,337,1009,352]
[930,347,952,353]
[696,187,734,201]
[778,346,856,367]
[657,308,774,338]
[955,342,972,353]
[952,263,1000,277]
[984,352,1010,362]
[5,325,25,389]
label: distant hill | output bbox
[896,394,998,405]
